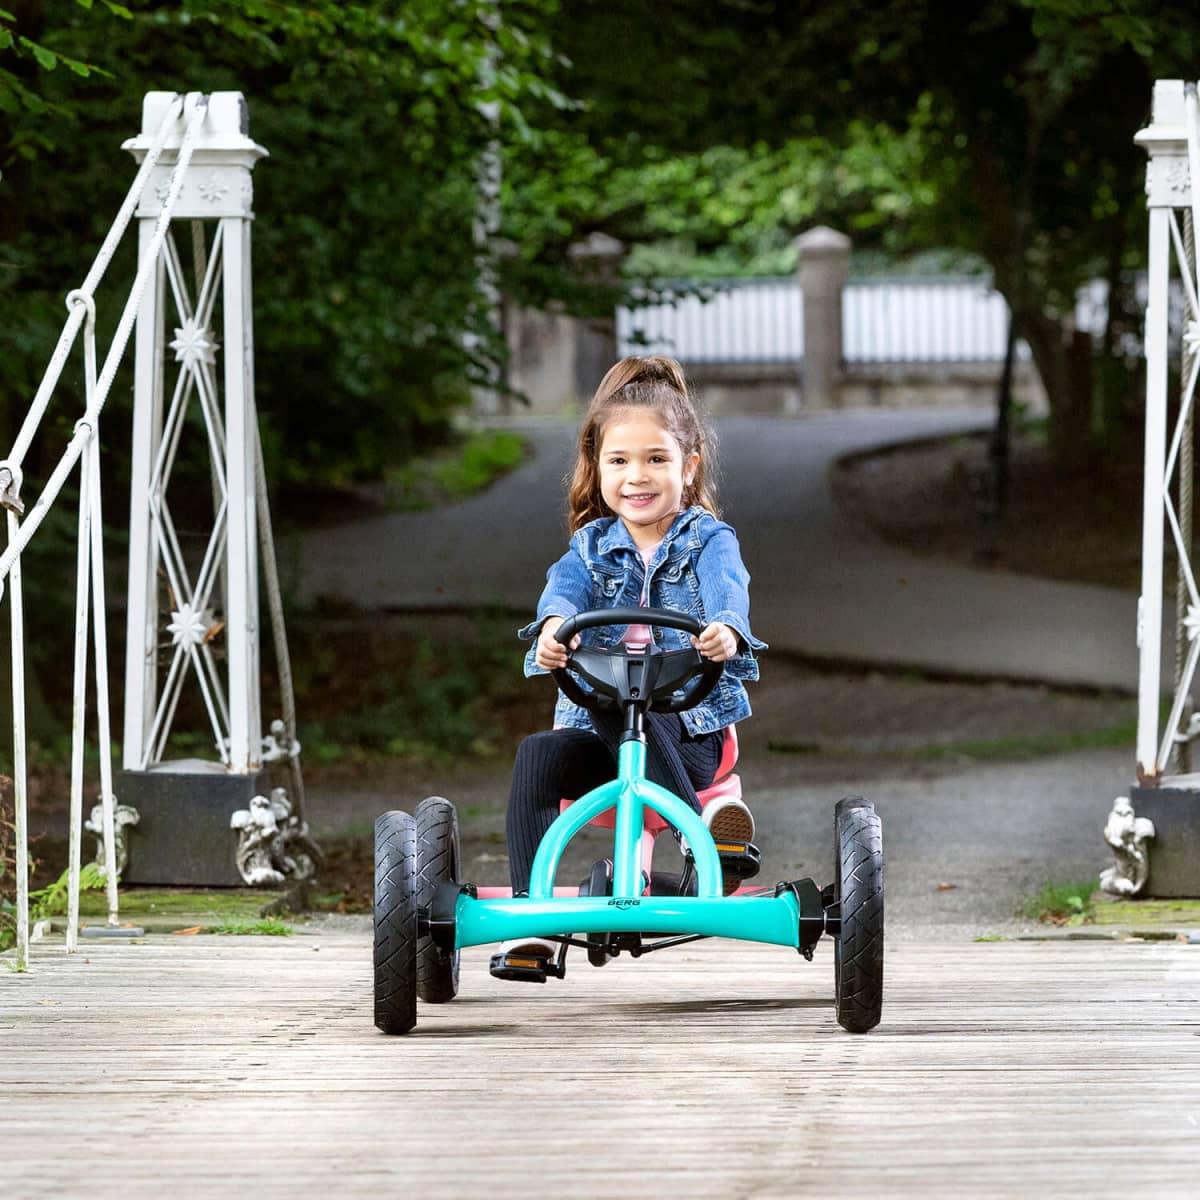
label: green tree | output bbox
[511,0,1200,458]
[1,0,563,482]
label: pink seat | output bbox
[559,725,741,834]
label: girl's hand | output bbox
[691,622,739,662]
[536,615,581,670]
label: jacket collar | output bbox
[594,505,706,556]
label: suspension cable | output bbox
[5,94,184,473]
[255,427,307,825]
[0,94,207,595]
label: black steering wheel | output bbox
[550,607,724,715]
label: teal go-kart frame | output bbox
[373,607,884,1036]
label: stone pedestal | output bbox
[1130,783,1200,897]
[119,764,270,887]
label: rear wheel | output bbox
[415,796,461,1003]
[833,797,884,1034]
[374,810,418,1034]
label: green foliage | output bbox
[1,0,564,488]
[206,918,292,935]
[514,0,1200,450]
[506,103,951,288]
[1020,878,1100,924]
[382,429,525,511]
[29,859,107,917]
[1,858,108,953]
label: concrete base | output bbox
[119,764,271,887]
[1131,784,1200,897]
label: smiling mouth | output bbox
[623,493,657,502]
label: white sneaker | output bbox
[702,795,755,844]
[495,937,556,960]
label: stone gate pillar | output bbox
[569,232,626,402]
[795,226,851,409]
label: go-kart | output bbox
[373,607,884,1035]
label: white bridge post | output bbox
[117,93,275,885]
[1103,80,1200,899]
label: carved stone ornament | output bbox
[197,171,229,204]
[1099,795,1156,896]
[261,717,300,763]
[84,801,141,879]
[230,786,322,887]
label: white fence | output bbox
[618,275,1028,366]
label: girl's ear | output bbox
[684,451,700,488]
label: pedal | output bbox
[489,946,562,983]
[717,840,762,893]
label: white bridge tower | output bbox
[118,92,315,887]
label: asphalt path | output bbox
[295,407,1138,690]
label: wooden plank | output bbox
[2,935,1198,1197]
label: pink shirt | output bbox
[621,542,660,651]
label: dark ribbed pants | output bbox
[505,711,722,893]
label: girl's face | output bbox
[598,411,699,545]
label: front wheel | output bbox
[833,797,884,1033]
[374,810,418,1034]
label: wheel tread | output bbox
[373,810,418,1034]
[833,802,884,1034]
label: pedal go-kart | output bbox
[373,607,884,1035]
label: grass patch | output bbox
[207,919,294,936]
[1091,897,1200,926]
[1020,878,1099,925]
[765,740,823,755]
[973,934,1010,942]
[383,430,526,511]
[906,722,1136,763]
[76,887,283,919]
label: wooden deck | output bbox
[3,932,1199,1198]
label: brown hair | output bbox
[566,355,719,532]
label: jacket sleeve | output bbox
[696,526,767,652]
[517,542,595,675]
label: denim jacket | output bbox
[518,506,767,736]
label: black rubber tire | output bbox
[833,798,884,1034]
[374,810,418,1035]
[415,796,461,1003]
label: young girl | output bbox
[504,355,766,927]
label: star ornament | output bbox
[1185,604,1200,642]
[170,319,218,369]
[166,604,211,647]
